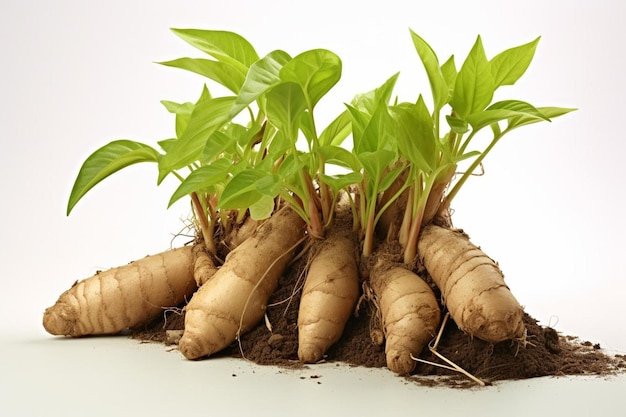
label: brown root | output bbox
[297,230,360,363]
[43,246,196,337]
[369,260,441,375]
[179,207,306,360]
[192,244,219,286]
[418,224,525,343]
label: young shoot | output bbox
[393,30,576,263]
[216,46,350,239]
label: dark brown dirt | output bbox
[133,250,626,387]
[132,208,625,386]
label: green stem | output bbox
[374,163,410,231]
[358,178,367,232]
[323,190,340,229]
[350,193,359,233]
[373,178,411,232]
[398,186,414,248]
[318,156,333,226]
[172,171,185,182]
[457,129,477,156]
[191,192,216,255]
[403,176,435,264]
[442,131,504,213]
[433,109,440,147]
[362,211,375,258]
[403,204,425,264]
[308,110,320,152]
[362,178,379,258]
[422,165,456,225]
[302,169,324,239]
[279,191,309,225]
[308,196,324,239]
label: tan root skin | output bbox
[43,246,196,337]
[192,244,218,286]
[371,264,441,375]
[418,224,525,343]
[297,234,360,363]
[179,207,305,360]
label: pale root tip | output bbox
[465,309,526,343]
[42,305,74,336]
[386,350,416,375]
[178,333,207,360]
[460,287,526,343]
[298,344,323,364]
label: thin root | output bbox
[236,234,308,359]
[161,306,184,330]
[412,312,488,387]
[169,216,198,248]
[356,281,385,346]
[513,328,534,356]
[266,240,313,316]
[455,162,484,178]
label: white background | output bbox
[1,1,625,415]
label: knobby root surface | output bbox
[132,253,626,387]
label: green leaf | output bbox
[354,103,395,156]
[451,36,495,118]
[535,106,577,119]
[488,99,548,113]
[319,172,362,192]
[319,145,361,171]
[160,99,188,114]
[157,138,177,153]
[255,174,281,196]
[490,37,540,87]
[465,109,516,132]
[67,140,160,215]
[348,74,398,156]
[298,111,316,146]
[277,152,305,180]
[357,149,396,185]
[230,49,292,118]
[158,96,237,182]
[319,109,352,147]
[410,30,449,111]
[161,100,194,138]
[445,115,469,133]
[466,100,549,131]
[440,55,457,97]
[224,122,259,149]
[158,58,246,94]
[266,82,307,143]
[345,104,368,147]
[249,195,275,220]
[201,130,237,163]
[392,97,436,172]
[219,168,279,210]
[378,164,405,193]
[350,72,399,116]
[170,28,259,73]
[263,129,291,161]
[489,100,550,121]
[507,106,576,131]
[168,158,232,207]
[280,49,342,110]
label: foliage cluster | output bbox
[67,28,573,260]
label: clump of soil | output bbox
[133,253,626,387]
